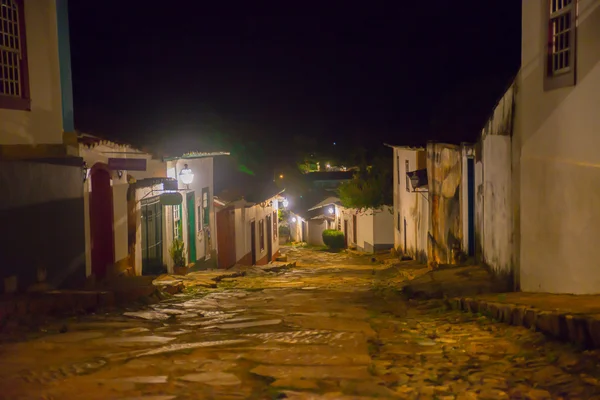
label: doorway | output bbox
[250,221,257,265]
[344,220,348,248]
[217,207,236,269]
[141,197,164,275]
[467,158,475,256]
[266,214,273,262]
[186,192,196,263]
[89,165,115,280]
[301,221,308,243]
[352,215,357,244]
[403,217,407,253]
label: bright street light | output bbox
[179,164,194,185]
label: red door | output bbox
[90,166,115,280]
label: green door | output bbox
[186,192,197,263]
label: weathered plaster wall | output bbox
[517,0,600,294]
[427,142,463,265]
[394,147,429,260]
[475,85,514,278]
[0,160,85,292]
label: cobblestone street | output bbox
[2,247,600,399]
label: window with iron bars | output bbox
[548,0,574,75]
[0,0,30,110]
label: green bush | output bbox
[322,229,345,249]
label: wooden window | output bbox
[273,211,277,238]
[0,0,30,110]
[259,219,265,251]
[202,187,209,227]
[173,205,182,239]
[544,0,577,90]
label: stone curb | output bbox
[451,297,600,349]
[0,285,167,328]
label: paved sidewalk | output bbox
[452,292,600,349]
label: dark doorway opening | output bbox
[467,158,475,256]
[403,217,407,253]
[266,214,273,262]
[352,215,357,243]
[344,220,349,248]
[217,207,236,269]
[250,221,257,265]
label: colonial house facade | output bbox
[515,0,600,294]
[215,187,284,269]
[80,137,227,280]
[0,0,85,293]
[388,142,475,266]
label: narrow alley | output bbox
[1,247,600,399]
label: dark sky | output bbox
[68,1,521,168]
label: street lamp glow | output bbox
[279,174,284,179]
[291,217,297,222]
[179,164,194,185]
[282,199,289,208]
[328,207,334,214]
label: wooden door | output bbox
[250,221,257,265]
[90,167,114,280]
[186,192,196,263]
[217,207,236,269]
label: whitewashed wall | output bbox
[517,0,600,294]
[308,220,327,246]
[170,158,214,261]
[373,206,395,249]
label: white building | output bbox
[306,196,394,253]
[339,205,395,253]
[387,145,429,262]
[515,0,600,294]
[0,0,85,293]
[215,189,284,268]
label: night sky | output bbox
[68,1,521,178]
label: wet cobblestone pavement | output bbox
[2,247,600,399]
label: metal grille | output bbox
[0,0,21,97]
[549,0,573,75]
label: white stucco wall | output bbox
[308,220,327,246]
[356,212,374,252]
[170,158,214,262]
[243,201,279,263]
[0,0,64,145]
[517,0,600,294]
[373,206,395,248]
[392,147,428,260]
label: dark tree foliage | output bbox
[337,154,393,211]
